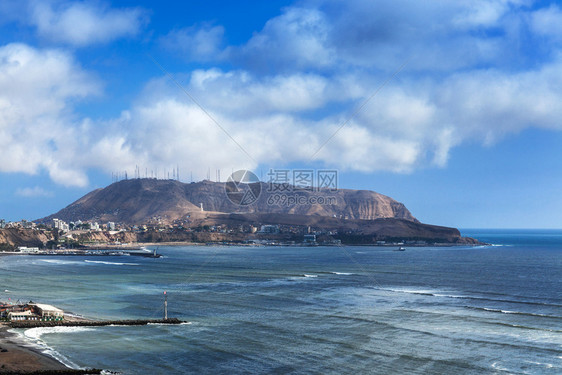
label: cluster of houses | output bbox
[0,218,119,232]
[53,218,116,233]
[0,219,36,229]
[0,302,64,321]
[1,215,334,238]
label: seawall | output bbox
[9,318,183,329]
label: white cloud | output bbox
[229,7,335,72]
[15,186,54,198]
[452,0,527,28]
[100,56,562,177]
[184,69,333,116]
[0,43,99,186]
[530,4,562,41]
[161,24,225,61]
[29,0,147,46]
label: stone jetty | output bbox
[9,318,183,329]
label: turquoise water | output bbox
[1,230,561,374]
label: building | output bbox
[1,302,65,321]
[29,303,64,320]
[18,246,40,253]
[20,220,35,229]
[259,225,280,234]
[53,218,69,232]
[8,310,35,321]
[303,234,317,244]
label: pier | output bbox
[8,318,183,329]
[0,370,104,375]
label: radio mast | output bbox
[164,291,168,320]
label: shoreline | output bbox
[0,324,71,372]
[82,241,490,249]
[0,240,489,258]
[0,314,183,373]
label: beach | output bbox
[0,325,69,372]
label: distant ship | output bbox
[129,247,162,258]
[393,247,406,251]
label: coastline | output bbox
[0,324,70,372]
[0,240,488,258]
[87,240,487,248]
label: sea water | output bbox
[1,229,560,374]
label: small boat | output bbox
[128,248,162,258]
[393,247,406,251]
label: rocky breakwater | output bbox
[9,318,184,329]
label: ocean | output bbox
[1,229,561,374]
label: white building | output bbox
[8,310,34,321]
[53,218,69,232]
[259,225,280,234]
[18,246,40,253]
[29,303,64,320]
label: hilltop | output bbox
[40,178,418,225]
[30,178,479,246]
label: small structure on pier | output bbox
[8,310,34,321]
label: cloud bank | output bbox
[0,0,148,46]
[2,0,562,187]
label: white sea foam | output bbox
[491,362,510,372]
[9,327,93,370]
[484,307,513,314]
[375,287,471,300]
[84,260,139,266]
[24,326,95,340]
[433,293,465,299]
[480,307,557,318]
[39,259,82,265]
[41,347,81,370]
[380,287,436,295]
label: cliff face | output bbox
[0,228,54,248]
[40,179,418,224]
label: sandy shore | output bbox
[0,324,69,372]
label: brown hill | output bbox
[40,178,418,225]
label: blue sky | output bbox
[1,0,562,228]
